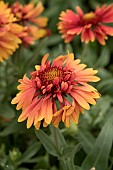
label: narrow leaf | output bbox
[77,130,95,154]
[0,119,22,136]
[18,142,41,164]
[35,129,58,157]
[81,110,113,170]
[96,46,110,67]
[49,125,67,148]
[0,104,15,118]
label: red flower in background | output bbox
[11,1,49,46]
[58,4,113,45]
[11,53,100,129]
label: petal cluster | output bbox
[11,1,49,46]
[11,53,100,129]
[58,4,113,45]
[0,1,23,62]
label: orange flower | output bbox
[11,53,100,129]
[16,26,36,46]
[28,25,47,39]
[16,25,49,46]
[0,1,23,62]
[11,1,48,26]
[58,4,113,45]
[11,1,49,45]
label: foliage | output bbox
[0,0,113,170]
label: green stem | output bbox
[60,158,75,170]
[53,128,59,149]
[53,126,75,170]
[53,127,61,156]
[60,159,68,170]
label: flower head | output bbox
[0,1,23,62]
[58,4,113,45]
[11,1,49,46]
[11,53,100,129]
[11,1,48,26]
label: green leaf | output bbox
[77,130,95,154]
[81,109,113,170]
[49,125,67,149]
[18,142,41,164]
[70,143,81,166]
[56,128,67,148]
[45,35,62,46]
[92,96,113,125]
[60,144,81,170]
[0,104,15,119]
[98,68,112,79]
[35,129,58,157]
[0,118,24,136]
[74,166,81,170]
[70,0,86,11]
[18,168,29,170]
[44,5,60,18]
[97,78,113,96]
[62,146,74,158]
[95,46,110,67]
[78,43,97,68]
[65,43,73,53]
[62,143,81,159]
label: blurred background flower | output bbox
[10,1,49,46]
[0,1,23,62]
[58,4,113,45]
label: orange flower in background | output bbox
[11,1,48,26]
[16,26,35,46]
[58,4,113,45]
[11,1,49,45]
[0,1,23,62]
[11,52,100,129]
[18,25,48,46]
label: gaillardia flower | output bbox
[11,1,49,45]
[11,53,100,129]
[11,1,48,26]
[58,4,113,45]
[0,1,23,62]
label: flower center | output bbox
[40,67,63,81]
[83,12,96,21]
